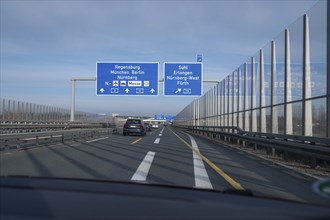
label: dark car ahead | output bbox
[144,122,152,132]
[123,119,146,136]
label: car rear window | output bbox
[126,119,141,124]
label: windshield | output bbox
[1,0,329,209]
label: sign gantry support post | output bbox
[70,77,96,122]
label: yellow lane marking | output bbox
[169,128,244,191]
[131,137,143,145]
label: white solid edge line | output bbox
[154,138,160,144]
[187,134,213,189]
[131,151,156,181]
[86,137,109,143]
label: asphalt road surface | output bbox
[1,126,328,206]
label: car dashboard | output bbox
[0,176,329,220]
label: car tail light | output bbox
[124,124,129,128]
[140,125,144,129]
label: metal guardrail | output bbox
[0,122,116,134]
[178,125,330,168]
[0,128,113,151]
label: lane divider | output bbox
[153,127,164,143]
[131,151,156,181]
[169,128,244,191]
[86,137,109,143]
[131,137,143,145]
[188,134,213,189]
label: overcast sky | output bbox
[1,0,319,117]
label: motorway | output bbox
[1,125,328,206]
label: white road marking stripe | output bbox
[154,138,160,144]
[187,134,213,189]
[160,127,164,134]
[86,137,109,143]
[159,133,162,136]
[131,151,155,181]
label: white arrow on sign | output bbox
[125,88,130,93]
[150,88,155,94]
[99,88,105,93]
[174,88,182,94]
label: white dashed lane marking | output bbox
[86,137,109,143]
[131,151,156,181]
[187,134,213,189]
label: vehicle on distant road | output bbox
[151,122,159,129]
[144,122,152,132]
[123,119,146,136]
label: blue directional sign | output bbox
[165,115,175,122]
[197,54,203,62]
[164,62,203,96]
[154,114,165,120]
[96,62,159,96]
